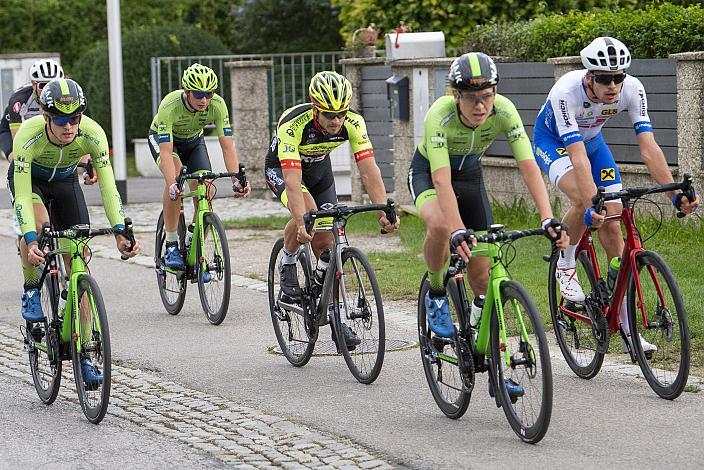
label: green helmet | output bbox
[448,52,499,91]
[39,78,87,117]
[181,63,218,91]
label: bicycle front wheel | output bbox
[198,212,231,325]
[267,238,316,367]
[628,251,690,400]
[155,211,187,315]
[548,247,604,378]
[333,247,385,384]
[29,273,62,404]
[491,280,552,444]
[71,275,111,424]
[418,275,471,419]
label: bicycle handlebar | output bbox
[38,218,136,261]
[176,164,248,193]
[303,198,397,235]
[464,226,546,246]
[591,173,695,218]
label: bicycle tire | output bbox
[71,274,111,424]
[29,273,62,404]
[155,211,187,315]
[491,280,552,444]
[548,247,604,379]
[267,238,316,367]
[418,275,471,419]
[627,251,690,400]
[197,212,231,325]
[332,247,385,384]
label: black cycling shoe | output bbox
[279,262,301,299]
[331,323,362,353]
[431,335,446,352]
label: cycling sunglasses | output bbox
[190,90,214,99]
[318,109,348,120]
[52,114,81,126]
[36,81,49,90]
[592,73,627,85]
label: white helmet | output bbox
[29,58,64,83]
[580,37,631,72]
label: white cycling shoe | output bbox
[621,333,657,354]
[555,266,586,303]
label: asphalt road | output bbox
[1,227,703,468]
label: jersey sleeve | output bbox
[344,112,374,163]
[154,101,175,144]
[83,122,126,229]
[12,125,39,243]
[422,106,451,173]
[625,76,653,134]
[499,98,535,162]
[549,89,582,146]
[7,94,25,130]
[212,96,233,138]
[276,122,302,170]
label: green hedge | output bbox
[464,2,704,61]
[71,25,230,146]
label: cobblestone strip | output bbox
[0,325,395,469]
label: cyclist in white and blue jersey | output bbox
[533,37,699,352]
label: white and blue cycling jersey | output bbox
[533,70,653,189]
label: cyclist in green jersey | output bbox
[408,52,567,340]
[149,63,250,269]
[264,71,398,348]
[10,78,140,322]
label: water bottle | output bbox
[185,224,195,248]
[314,249,330,286]
[58,289,67,313]
[607,257,621,293]
[469,295,485,328]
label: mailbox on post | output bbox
[386,75,409,121]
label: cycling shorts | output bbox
[408,148,493,231]
[8,162,90,231]
[148,131,212,173]
[264,154,338,212]
[533,131,622,193]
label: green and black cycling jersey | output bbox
[12,115,125,243]
[418,94,534,172]
[265,103,373,170]
[149,90,232,144]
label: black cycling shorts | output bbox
[7,161,90,231]
[407,148,493,231]
[148,131,212,173]
[264,153,338,211]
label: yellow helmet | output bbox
[181,63,218,91]
[308,71,352,112]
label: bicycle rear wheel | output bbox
[29,273,62,404]
[627,251,690,400]
[333,247,385,384]
[155,211,187,315]
[548,247,604,378]
[418,275,472,419]
[491,280,552,444]
[71,274,111,424]
[197,212,231,325]
[267,238,316,367]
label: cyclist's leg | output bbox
[180,136,213,214]
[453,163,492,297]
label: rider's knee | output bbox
[426,221,450,242]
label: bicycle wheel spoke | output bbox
[29,272,62,404]
[198,214,231,325]
[155,211,187,315]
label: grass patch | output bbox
[222,210,390,235]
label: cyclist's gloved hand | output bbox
[542,217,569,249]
[583,207,605,229]
[168,182,181,201]
[232,180,251,199]
[672,192,699,215]
[450,229,474,263]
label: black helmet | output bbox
[448,52,499,91]
[39,78,86,118]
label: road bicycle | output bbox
[418,224,554,444]
[547,174,696,399]
[267,200,397,384]
[155,164,247,325]
[24,218,135,424]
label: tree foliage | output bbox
[71,25,230,145]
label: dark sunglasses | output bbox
[592,73,626,85]
[190,90,214,99]
[36,82,49,90]
[52,115,81,126]
[319,109,348,120]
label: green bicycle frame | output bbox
[469,241,532,369]
[179,178,222,273]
